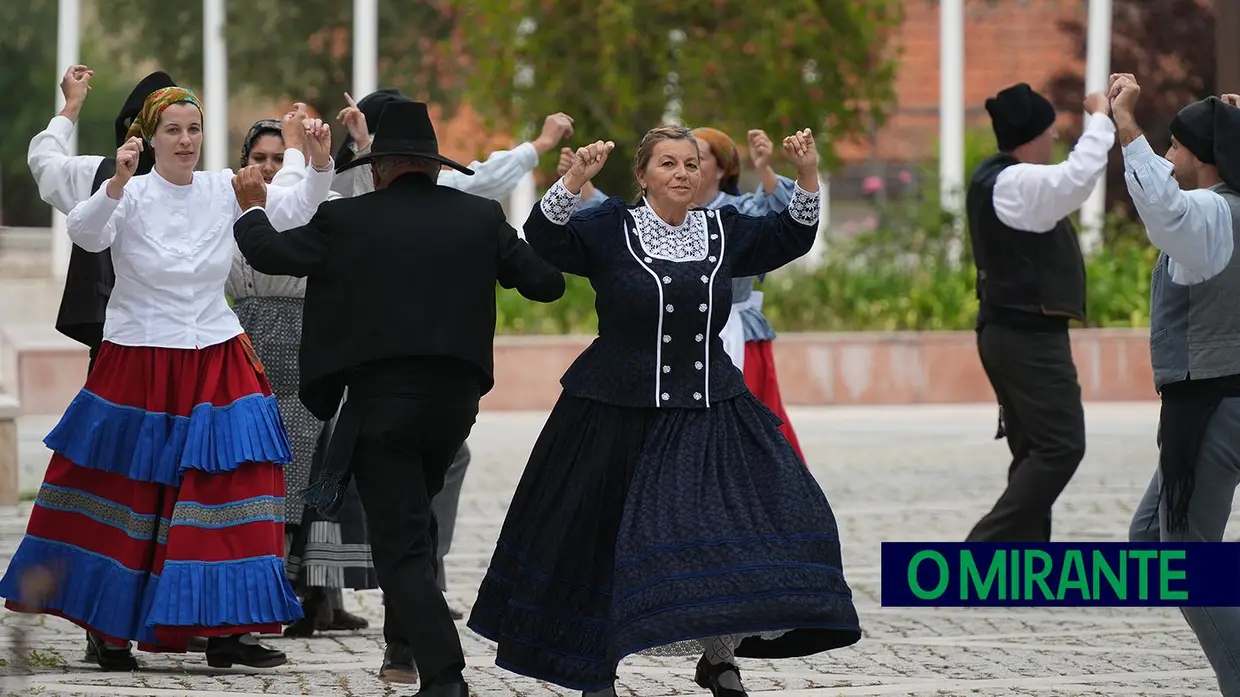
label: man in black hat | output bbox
[1112,72,1240,697]
[231,100,566,697]
[963,82,1116,543]
[28,65,176,375]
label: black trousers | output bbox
[346,357,479,685]
[967,323,1086,542]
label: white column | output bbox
[353,0,379,98]
[202,0,228,172]
[51,0,80,280]
[1079,0,1112,255]
[939,0,965,226]
[509,173,538,237]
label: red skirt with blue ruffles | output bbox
[0,336,303,651]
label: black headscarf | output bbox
[114,71,176,176]
[1169,96,1240,191]
[240,118,283,169]
[333,88,415,168]
[984,83,1057,152]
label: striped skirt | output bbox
[0,336,303,650]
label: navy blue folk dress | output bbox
[468,179,861,691]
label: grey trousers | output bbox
[1130,397,1240,697]
[431,441,471,592]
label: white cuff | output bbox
[787,183,821,227]
[539,178,582,225]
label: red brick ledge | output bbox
[481,329,1157,409]
[7,329,1156,416]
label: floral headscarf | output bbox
[240,118,283,168]
[124,86,203,142]
[691,127,741,195]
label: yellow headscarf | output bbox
[691,127,741,195]
[124,87,203,142]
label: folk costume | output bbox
[578,127,806,461]
[964,83,1112,543]
[232,101,565,697]
[28,71,176,374]
[468,177,861,693]
[0,87,333,669]
[1124,96,1240,697]
[226,119,377,637]
[312,88,550,645]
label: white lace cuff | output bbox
[540,177,582,225]
[788,183,821,227]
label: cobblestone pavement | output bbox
[0,402,1229,696]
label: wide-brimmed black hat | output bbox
[335,101,474,176]
[115,71,176,148]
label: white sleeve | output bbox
[27,115,106,215]
[991,112,1115,233]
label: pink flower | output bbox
[898,170,912,184]
[863,175,883,194]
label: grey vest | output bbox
[1149,184,1240,390]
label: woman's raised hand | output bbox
[782,129,818,176]
[563,140,614,193]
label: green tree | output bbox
[92,0,461,135]
[443,1,902,197]
[0,0,136,226]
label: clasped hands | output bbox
[231,118,333,210]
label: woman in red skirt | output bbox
[0,87,336,670]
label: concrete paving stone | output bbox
[1,402,1233,695]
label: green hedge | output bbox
[495,235,1156,334]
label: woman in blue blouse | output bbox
[469,126,860,696]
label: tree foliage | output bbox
[0,0,134,226]
[444,0,902,197]
[1047,0,1215,231]
[92,0,463,136]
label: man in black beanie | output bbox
[1112,72,1240,697]
[963,82,1115,543]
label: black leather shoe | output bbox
[694,655,748,696]
[187,637,208,653]
[319,608,369,631]
[84,632,138,671]
[205,634,287,668]
[413,680,469,696]
[378,643,418,684]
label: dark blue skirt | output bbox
[467,391,861,691]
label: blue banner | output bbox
[880,542,1240,607]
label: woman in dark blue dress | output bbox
[468,126,861,696]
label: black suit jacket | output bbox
[233,173,566,421]
[55,158,118,348]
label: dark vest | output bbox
[54,159,118,349]
[966,153,1087,331]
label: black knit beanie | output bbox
[985,83,1057,152]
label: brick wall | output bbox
[837,0,1087,168]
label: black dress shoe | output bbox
[694,655,748,696]
[413,679,469,696]
[318,608,369,631]
[204,634,287,668]
[187,637,208,653]
[377,643,418,684]
[84,632,138,671]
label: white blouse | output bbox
[66,162,334,349]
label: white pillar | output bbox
[939,0,965,223]
[939,0,965,264]
[509,173,538,237]
[353,0,379,98]
[202,0,228,172]
[51,0,80,280]
[1079,0,1112,255]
